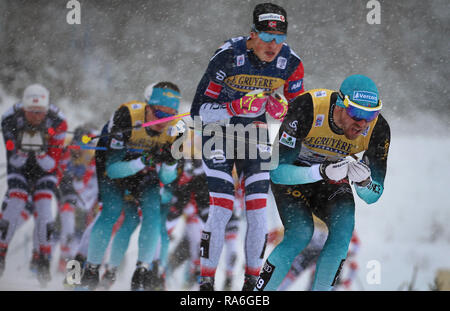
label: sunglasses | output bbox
[340,93,382,122]
[256,31,287,44]
[150,106,176,119]
[24,107,47,114]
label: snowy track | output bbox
[1,88,449,290]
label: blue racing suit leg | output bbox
[108,200,140,268]
[87,178,124,265]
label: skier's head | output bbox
[22,84,49,126]
[336,75,380,109]
[334,75,382,140]
[23,84,49,111]
[144,81,181,132]
[72,124,98,145]
[145,81,180,113]
[70,124,97,162]
[249,3,287,62]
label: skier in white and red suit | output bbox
[0,84,67,285]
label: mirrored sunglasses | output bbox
[150,106,176,119]
[257,31,287,44]
[342,95,382,122]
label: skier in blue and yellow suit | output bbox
[81,82,183,290]
[255,75,391,291]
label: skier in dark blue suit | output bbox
[190,2,305,291]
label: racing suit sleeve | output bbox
[105,106,146,179]
[1,109,29,168]
[269,93,317,185]
[354,114,391,204]
[190,46,234,123]
[283,60,305,103]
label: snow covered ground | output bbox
[0,88,449,291]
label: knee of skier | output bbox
[280,218,314,259]
[326,215,354,253]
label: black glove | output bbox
[154,145,176,165]
[140,151,153,166]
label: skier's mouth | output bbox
[350,126,365,137]
[352,127,362,134]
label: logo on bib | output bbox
[280,131,296,148]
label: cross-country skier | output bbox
[0,84,67,285]
[255,74,390,291]
[80,82,183,290]
[190,2,305,291]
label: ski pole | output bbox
[81,112,191,144]
[5,141,154,153]
[6,139,175,154]
[5,121,273,154]
[5,139,104,152]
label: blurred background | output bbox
[0,0,449,129]
[0,0,449,291]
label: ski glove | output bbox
[10,149,29,168]
[266,93,288,120]
[226,89,267,116]
[35,152,56,172]
[348,161,371,185]
[153,145,176,165]
[319,159,350,181]
[140,151,153,166]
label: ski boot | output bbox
[199,276,215,291]
[143,264,157,290]
[131,262,148,291]
[223,275,234,291]
[29,250,40,273]
[74,253,86,268]
[242,274,258,291]
[80,262,100,290]
[144,260,165,290]
[156,273,166,291]
[0,255,5,278]
[185,264,200,289]
[0,244,7,278]
[146,270,166,291]
[36,254,52,287]
[100,266,117,290]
